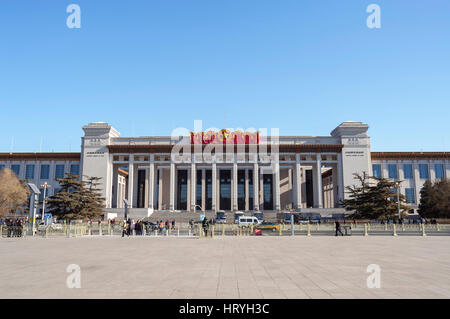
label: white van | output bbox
[238,216,261,227]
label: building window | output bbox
[403,164,413,179]
[11,165,20,176]
[389,187,397,201]
[405,188,415,204]
[0,165,4,171]
[388,164,398,179]
[435,164,445,179]
[70,164,80,176]
[372,164,381,178]
[39,189,45,201]
[25,165,35,180]
[40,164,50,180]
[55,165,65,179]
[419,164,429,179]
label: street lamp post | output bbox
[40,182,51,225]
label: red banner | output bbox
[190,130,259,145]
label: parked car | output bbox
[255,222,280,232]
[216,211,227,224]
[234,212,244,224]
[37,222,63,231]
[238,216,261,227]
[253,212,264,223]
[143,221,159,231]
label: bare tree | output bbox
[0,168,29,217]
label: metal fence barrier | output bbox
[1,222,449,238]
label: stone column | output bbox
[259,167,264,210]
[191,157,196,212]
[295,154,302,210]
[413,162,421,205]
[169,162,175,211]
[430,161,436,182]
[148,155,155,210]
[127,155,134,208]
[212,161,217,212]
[245,169,249,211]
[158,168,163,210]
[253,162,259,211]
[232,159,238,211]
[274,161,281,211]
[201,168,206,211]
[314,154,323,208]
[337,153,344,204]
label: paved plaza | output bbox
[1,236,450,299]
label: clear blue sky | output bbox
[1,0,449,152]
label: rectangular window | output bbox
[405,188,415,204]
[11,165,20,176]
[403,164,413,179]
[0,164,4,171]
[40,164,50,179]
[419,164,429,179]
[25,165,35,179]
[39,188,45,201]
[372,164,381,178]
[55,165,65,179]
[388,164,398,179]
[390,187,397,201]
[70,164,80,176]
[435,164,445,179]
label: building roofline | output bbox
[107,144,344,153]
[371,152,450,160]
[0,152,81,161]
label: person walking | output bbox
[126,218,132,236]
[202,218,209,237]
[16,219,23,237]
[171,219,175,230]
[189,219,194,233]
[165,219,169,231]
[335,220,344,236]
[121,219,127,237]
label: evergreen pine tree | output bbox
[418,178,450,218]
[47,173,105,220]
[341,173,409,219]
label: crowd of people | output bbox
[0,218,25,237]
[121,219,147,237]
[120,218,180,237]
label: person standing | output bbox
[335,220,343,236]
[122,219,127,237]
[202,218,209,237]
[189,219,194,233]
[165,219,170,231]
[126,218,132,236]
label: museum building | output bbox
[0,121,448,218]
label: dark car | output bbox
[143,221,159,232]
[216,211,227,224]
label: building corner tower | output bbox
[80,122,120,209]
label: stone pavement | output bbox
[1,236,450,299]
